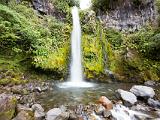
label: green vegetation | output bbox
[106,26,160,82]
[0,0,160,84]
[0,2,71,84]
[0,96,17,120]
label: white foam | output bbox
[57,82,95,88]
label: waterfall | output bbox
[58,6,94,88]
[70,6,83,83]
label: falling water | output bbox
[58,6,94,88]
[70,6,83,83]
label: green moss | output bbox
[0,97,17,120]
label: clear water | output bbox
[35,82,160,119]
[36,82,134,111]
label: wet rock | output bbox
[32,104,45,120]
[95,104,105,115]
[103,110,111,118]
[89,112,101,120]
[12,110,34,120]
[130,85,155,98]
[133,104,151,112]
[144,81,156,86]
[98,96,113,110]
[46,108,62,120]
[41,86,48,92]
[15,95,21,101]
[148,98,160,108]
[11,85,23,94]
[19,94,35,105]
[34,87,42,93]
[17,104,33,113]
[55,112,70,120]
[75,104,83,115]
[0,93,17,120]
[117,89,137,106]
[156,110,160,117]
[69,111,78,120]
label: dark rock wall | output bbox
[99,0,157,32]
[32,0,65,20]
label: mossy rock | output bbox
[0,94,17,120]
[12,110,34,120]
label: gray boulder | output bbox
[55,112,69,120]
[148,98,160,108]
[130,85,155,98]
[144,81,156,86]
[17,104,33,112]
[46,108,62,120]
[117,89,137,106]
[95,104,105,115]
[32,104,45,120]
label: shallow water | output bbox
[36,82,134,110]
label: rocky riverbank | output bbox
[0,81,160,120]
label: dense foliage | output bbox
[0,2,71,84]
[0,0,159,84]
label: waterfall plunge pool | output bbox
[35,81,160,119]
[36,82,135,110]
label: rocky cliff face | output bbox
[98,0,157,32]
[27,0,65,20]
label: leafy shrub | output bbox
[105,29,123,50]
[0,4,71,75]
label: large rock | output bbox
[130,85,155,98]
[17,104,33,113]
[148,98,160,108]
[117,89,137,106]
[11,85,29,95]
[68,111,78,120]
[0,94,17,120]
[95,104,106,115]
[55,112,69,120]
[156,110,160,117]
[32,0,49,14]
[46,108,62,120]
[12,110,34,120]
[98,96,113,110]
[144,81,156,86]
[32,104,45,120]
